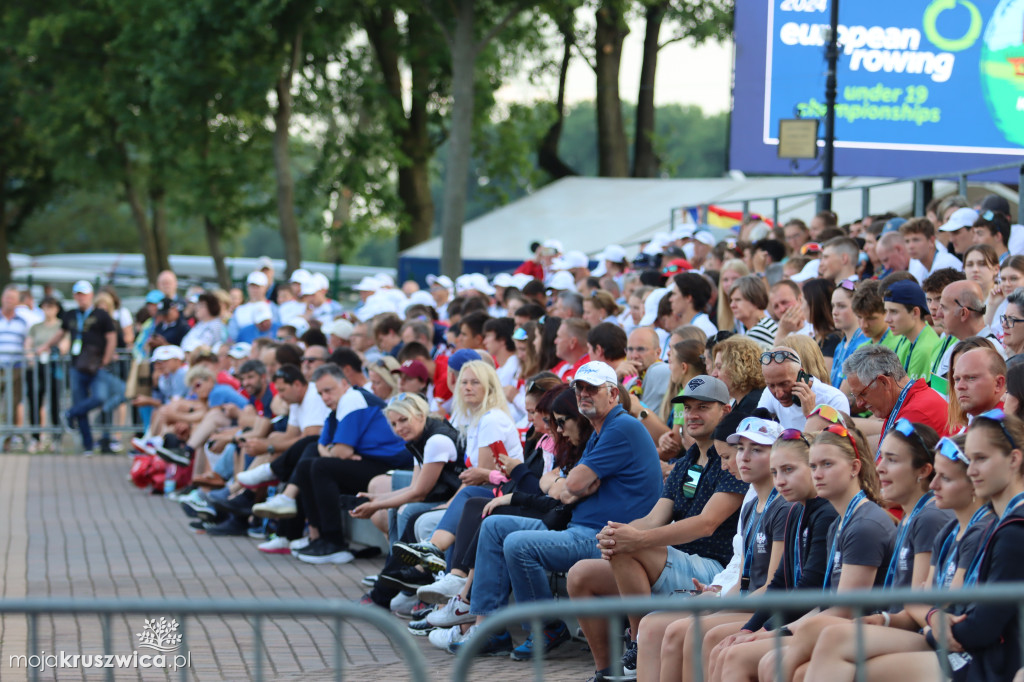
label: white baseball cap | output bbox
[571,361,618,389]
[284,316,310,337]
[596,244,627,264]
[374,273,396,288]
[546,270,577,292]
[252,303,273,324]
[671,225,696,241]
[469,273,496,296]
[354,276,381,292]
[246,271,269,288]
[323,318,354,339]
[542,239,564,254]
[693,231,717,247]
[552,250,589,271]
[289,268,312,284]
[227,342,251,359]
[257,256,275,270]
[727,416,785,446]
[151,345,185,362]
[939,207,980,233]
[492,272,515,288]
[72,280,94,295]
[638,288,670,326]
[427,274,453,290]
[511,273,535,289]
[406,290,436,309]
[300,272,329,296]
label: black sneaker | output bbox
[616,640,638,679]
[410,601,435,620]
[294,538,355,565]
[211,491,254,517]
[155,438,193,466]
[378,565,434,592]
[392,541,447,573]
[407,617,435,636]
[205,516,250,537]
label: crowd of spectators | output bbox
[3,193,1024,680]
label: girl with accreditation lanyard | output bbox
[698,428,839,682]
[632,416,792,682]
[763,419,950,680]
[714,422,896,682]
[802,433,991,681]
[865,409,1024,682]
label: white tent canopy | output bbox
[400,176,962,261]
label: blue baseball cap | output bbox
[145,289,165,304]
[447,349,482,374]
[884,279,929,314]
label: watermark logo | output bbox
[136,617,182,653]
[9,616,191,673]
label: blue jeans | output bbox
[390,502,438,545]
[69,368,103,450]
[470,517,601,617]
[213,442,237,480]
[435,486,493,535]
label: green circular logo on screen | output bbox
[924,0,982,52]
[979,0,1024,146]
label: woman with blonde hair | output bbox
[716,260,750,334]
[583,290,621,328]
[709,335,765,413]
[778,334,830,384]
[513,322,541,379]
[366,356,400,401]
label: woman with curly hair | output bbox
[708,335,765,413]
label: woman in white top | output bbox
[180,292,226,352]
[729,275,778,349]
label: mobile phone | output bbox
[338,494,365,510]
[682,464,704,499]
[791,370,811,407]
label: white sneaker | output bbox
[257,535,292,554]
[390,591,420,617]
[252,493,297,518]
[428,625,470,651]
[426,595,474,627]
[417,572,468,605]
[289,536,311,556]
[237,462,276,488]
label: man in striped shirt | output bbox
[0,286,29,432]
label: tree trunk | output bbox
[538,19,578,180]
[439,0,477,279]
[365,8,435,252]
[594,1,630,177]
[204,217,231,290]
[632,2,666,178]
[273,30,304,276]
[118,144,159,284]
[0,193,10,290]
[149,185,171,273]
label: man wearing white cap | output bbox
[426,275,453,320]
[228,271,277,341]
[690,231,717,271]
[60,280,117,455]
[591,244,629,289]
[938,207,980,258]
[323,319,355,351]
[553,250,591,287]
[569,375,746,677]
[301,273,343,327]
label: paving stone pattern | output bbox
[0,455,597,681]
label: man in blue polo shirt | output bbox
[446,361,662,660]
[258,363,411,564]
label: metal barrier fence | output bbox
[452,583,1024,682]
[674,159,1024,230]
[0,350,139,446]
[0,597,429,682]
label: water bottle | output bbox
[164,464,177,495]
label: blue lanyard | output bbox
[791,504,807,584]
[965,492,1024,586]
[742,489,780,580]
[883,491,934,588]
[822,490,867,590]
[934,506,992,588]
[875,380,916,463]
[833,329,866,384]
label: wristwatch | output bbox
[267,444,275,455]
[638,409,649,421]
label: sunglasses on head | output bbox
[760,350,800,366]
[780,429,809,446]
[976,408,1019,450]
[823,423,862,461]
[272,370,294,382]
[983,210,995,221]
[809,404,845,426]
[386,392,414,407]
[839,279,857,292]
[936,437,970,466]
[893,418,931,454]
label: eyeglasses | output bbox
[976,408,1019,450]
[301,356,325,364]
[780,429,809,446]
[936,437,970,466]
[1001,315,1024,328]
[893,418,931,454]
[823,423,862,461]
[573,382,607,396]
[553,416,568,430]
[809,404,845,426]
[760,350,800,366]
[852,375,883,403]
[955,298,985,315]
[839,279,857,292]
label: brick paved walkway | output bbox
[0,455,596,681]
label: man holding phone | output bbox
[568,375,747,679]
[757,346,848,429]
